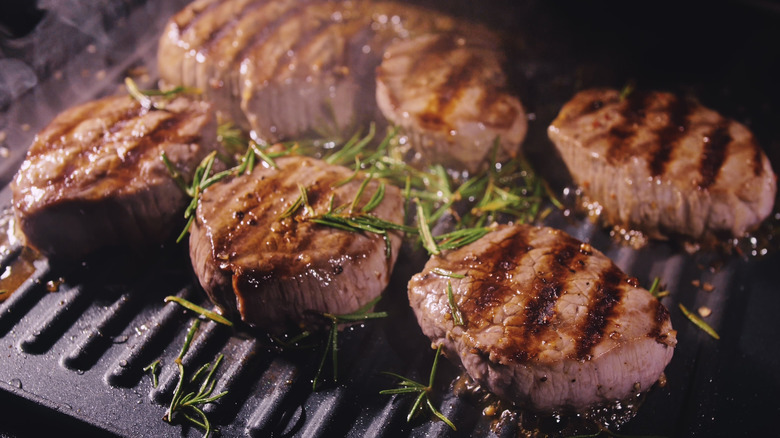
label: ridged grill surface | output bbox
[0,1,779,437]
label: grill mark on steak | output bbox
[177,0,223,34]
[502,233,585,362]
[234,3,306,72]
[458,226,533,329]
[698,122,732,189]
[575,263,624,360]
[212,162,355,279]
[44,104,155,187]
[605,92,651,163]
[648,95,692,177]
[417,48,480,131]
[569,94,612,121]
[650,299,672,344]
[268,11,335,80]
[197,0,273,55]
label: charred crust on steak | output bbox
[574,265,623,361]
[697,122,731,190]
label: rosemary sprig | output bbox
[380,345,456,430]
[164,319,229,438]
[434,227,491,251]
[124,77,197,110]
[679,303,720,340]
[164,296,233,327]
[143,360,161,388]
[279,184,311,219]
[324,122,376,166]
[455,154,551,229]
[647,277,670,299]
[313,296,388,390]
[216,121,247,157]
[310,211,413,259]
[288,184,414,259]
[163,144,258,242]
[619,80,637,101]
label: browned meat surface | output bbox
[157,0,522,172]
[376,32,527,174]
[408,224,676,412]
[11,94,217,260]
[189,155,404,330]
[548,89,777,241]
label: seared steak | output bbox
[157,0,523,171]
[407,224,676,412]
[376,32,527,174]
[189,155,404,330]
[11,94,217,260]
[548,89,777,241]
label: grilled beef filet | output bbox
[11,93,217,260]
[407,224,676,412]
[548,89,777,241]
[158,0,524,172]
[375,32,527,174]
[189,155,404,330]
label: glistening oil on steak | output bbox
[408,224,676,412]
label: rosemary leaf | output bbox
[312,326,334,391]
[160,152,189,193]
[178,319,201,361]
[216,121,247,156]
[380,345,456,431]
[361,182,386,214]
[435,227,490,251]
[446,281,464,326]
[430,268,465,279]
[125,77,153,109]
[325,122,376,166]
[250,141,278,169]
[679,303,720,340]
[125,77,197,110]
[313,296,388,390]
[427,397,457,431]
[165,320,228,438]
[408,392,426,422]
[351,175,374,213]
[143,360,161,388]
[417,203,440,255]
[164,296,233,327]
[647,277,670,299]
[279,188,305,220]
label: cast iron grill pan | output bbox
[0,1,778,437]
